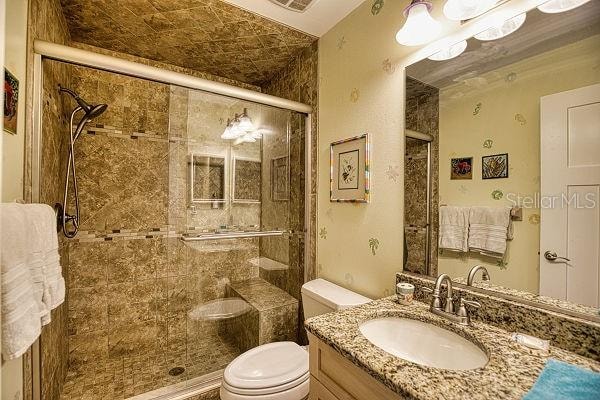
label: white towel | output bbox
[468,206,512,257]
[1,204,42,360]
[439,206,470,252]
[29,204,65,324]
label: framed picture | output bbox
[271,155,289,201]
[482,153,509,179]
[4,68,19,135]
[330,133,369,202]
[450,157,473,180]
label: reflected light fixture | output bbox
[443,0,498,21]
[396,0,442,46]
[221,118,238,140]
[237,108,255,132]
[474,13,526,41]
[428,40,468,61]
[538,0,591,13]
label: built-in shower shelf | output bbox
[188,298,253,321]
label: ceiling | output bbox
[59,0,318,86]
[222,0,364,37]
[407,1,600,89]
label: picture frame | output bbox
[188,153,227,204]
[4,68,19,135]
[450,157,473,180]
[482,153,509,179]
[330,133,370,203]
[271,155,289,201]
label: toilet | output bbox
[220,278,371,400]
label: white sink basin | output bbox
[359,317,488,370]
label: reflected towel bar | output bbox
[180,230,288,241]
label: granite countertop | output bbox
[305,298,600,400]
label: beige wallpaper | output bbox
[437,35,600,293]
[317,0,421,299]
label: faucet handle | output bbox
[456,297,481,325]
[421,287,434,295]
[461,299,481,309]
[421,287,442,310]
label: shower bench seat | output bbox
[220,277,299,352]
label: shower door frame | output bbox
[30,41,314,400]
[405,129,433,276]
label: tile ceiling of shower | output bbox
[59,0,317,85]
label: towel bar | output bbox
[439,205,523,221]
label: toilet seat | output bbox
[221,341,309,399]
[222,371,309,396]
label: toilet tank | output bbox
[301,279,371,320]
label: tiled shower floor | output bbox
[60,335,239,400]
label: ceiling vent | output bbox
[269,0,319,13]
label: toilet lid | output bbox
[223,342,309,394]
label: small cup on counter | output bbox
[396,283,414,305]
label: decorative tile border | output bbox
[80,124,208,145]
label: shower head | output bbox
[59,85,108,121]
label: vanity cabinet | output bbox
[308,333,404,400]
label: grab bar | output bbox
[180,230,288,242]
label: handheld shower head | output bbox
[57,85,109,237]
[59,85,108,121]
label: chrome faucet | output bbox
[467,265,490,286]
[423,273,481,326]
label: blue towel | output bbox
[523,359,600,400]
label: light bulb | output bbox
[474,13,526,41]
[428,40,468,61]
[443,0,498,21]
[396,1,442,47]
[538,0,591,13]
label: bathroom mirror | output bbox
[189,154,226,204]
[404,1,600,319]
[232,157,262,203]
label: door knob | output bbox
[544,251,570,262]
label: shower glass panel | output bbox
[45,59,304,400]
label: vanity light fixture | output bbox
[538,0,591,13]
[428,40,468,61]
[396,0,442,46]
[443,0,498,21]
[474,12,526,41]
[221,118,238,140]
[237,108,255,132]
[222,110,264,143]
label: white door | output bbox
[540,83,600,307]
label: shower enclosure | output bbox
[33,42,311,400]
[404,76,440,277]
